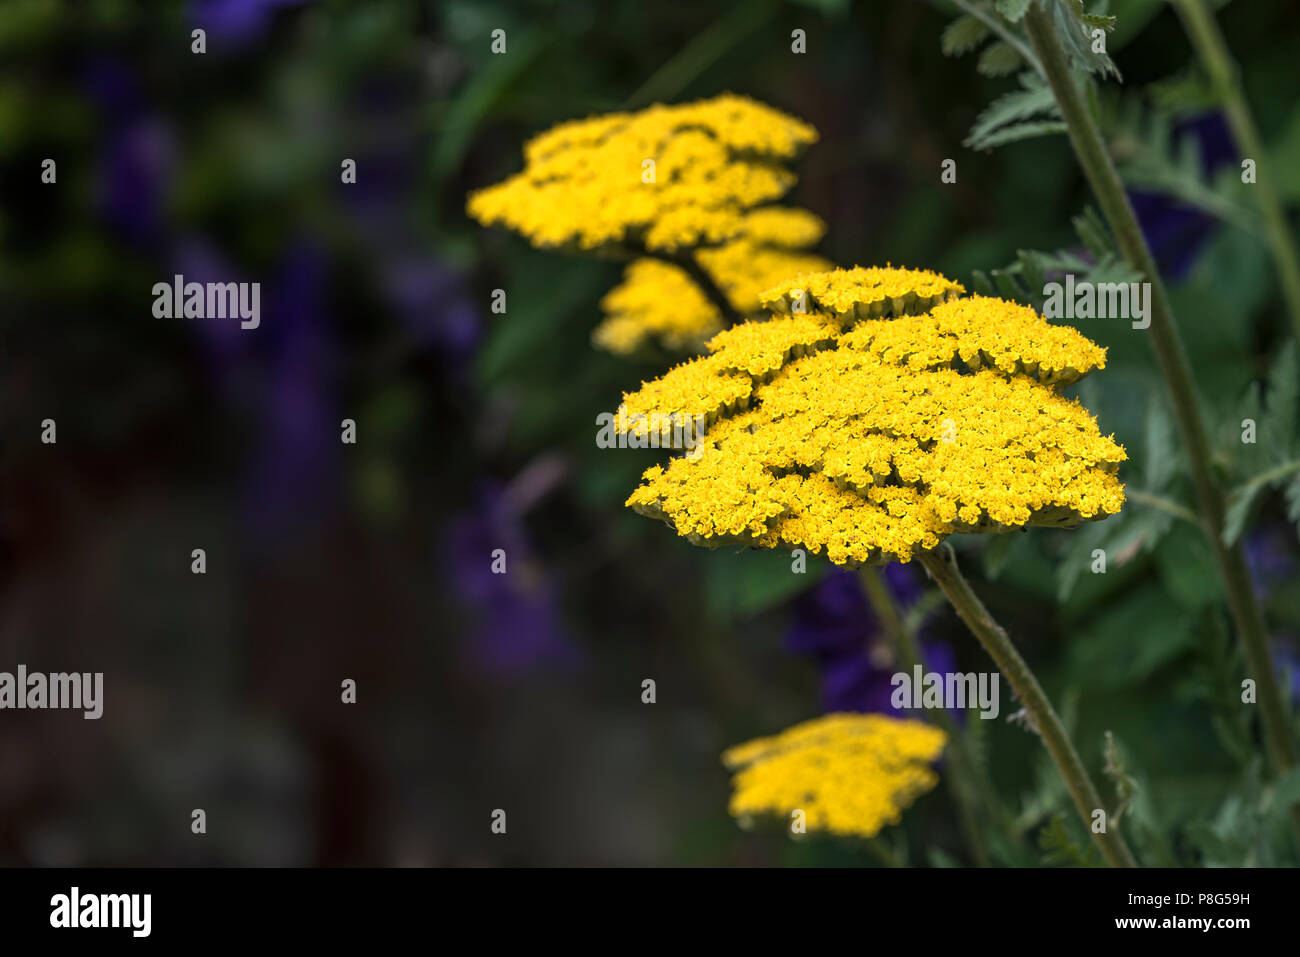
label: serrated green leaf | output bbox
[1269,766,1300,815]
[992,268,1027,303]
[995,0,1033,22]
[977,40,1024,78]
[969,119,1067,150]
[1149,68,1220,114]
[1103,94,1259,235]
[1073,206,1113,262]
[1054,0,1121,80]
[970,269,995,296]
[964,81,1060,149]
[1038,813,1098,867]
[1018,249,1047,294]
[1285,475,1300,533]
[1261,343,1297,457]
[941,14,989,57]
[1223,480,1269,546]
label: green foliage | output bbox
[964,72,1063,150]
[995,0,1034,22]
[969,205,1141,313]
[1037,813,1100,866]
[1102,94,1259,235]
[1051,0,1121,79]
[941,13,990,55]
[1188,762,1300,866]
[977,40,1025,77]
[1220,344,1300,545]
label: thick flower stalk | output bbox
[620,266,1125,565]
[466,94,825,351]
[722,712,946,840]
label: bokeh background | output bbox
[2,0,1299,866]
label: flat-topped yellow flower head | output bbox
[594,208,832,354]
[466,94,818,255]
[722,713,946,839]
[618,266,1126,565]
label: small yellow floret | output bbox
[722,713,946,839]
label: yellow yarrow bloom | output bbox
[466,94,818,255]
[761,264,965,320]
[619,266,1127,565]
[594,208,831,354]
[722,713,946,839]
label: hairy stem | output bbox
[1172,0,1300,341]
[918,546,1138,868]
[1023,0,1299,817]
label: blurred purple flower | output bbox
[1129,112,1234,281]
[99,118,173,247]
[190,0,310,45]
[382,257,481,360]
[240,241,342,546]
[173,237,342,548]
[444,483,579,678]
[1274,640,1300,704]
[787,566,954,715]
[172,236,257,397]
[1244,525,1297,601]
[334,80,483,362]
[81,59,174,247]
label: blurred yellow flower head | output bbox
[595,207,832,354]
[618,266,1127,565]
[723,713,946,839]
[466,93,818,254]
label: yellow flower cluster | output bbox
[466,94,818,255]
[594,208,832,354]
[722,713,946,839]
[840,296,1107,385]
[761,264,966,319]
[619,267,1127,565]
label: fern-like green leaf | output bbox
[941,14,989,57]
[1053,0,1121,80]
[1038,813,1098,867]
[964,74,1061,149]
[995,0,1033,21]
[970,118,1066,149]
[977,40,1024,77]
[1104,95,1259,235]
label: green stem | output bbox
[1172,0,1300,342]
[917,546,1138,868]
[860,567,994,866]
[1023,0,1299,819]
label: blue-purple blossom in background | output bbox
[83,59,173,247]
[190,0,311,45]
[1128,112,1235,281]
[787,566,954,715]
[1245,525,1300,703]
[444,479,580,679]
